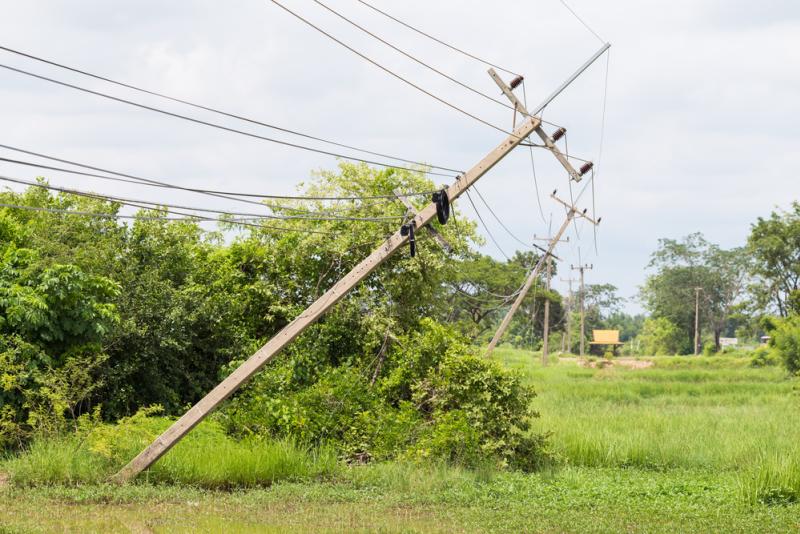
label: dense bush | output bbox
[225,319,550,470]
[637,317,688,355]
[750,346,780,368]
[768,315,800,374]
[0,166,553,471]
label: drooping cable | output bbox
[464,189,509,261]
[522,81,547,225]
[0,143,437,201]
[591,51,611,255]
[0,186,356,236]
[472,186,534,251]
[0,155,413,216]
[355,0,521,77]
[0,45,461,176]
[268,0,510,135]
[0,174,404,223]
[0,63,458,178]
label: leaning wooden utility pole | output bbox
[112,45,611,483]
[533,233,569,365]
[571,263,594,357]
[486,195,599,358]
[694,287,703,355]
[113,116,540,483]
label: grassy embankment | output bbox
[1,349,799,533]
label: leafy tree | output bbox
[641,233,749,352]
[748,202,800,316]
[638,317,687,355]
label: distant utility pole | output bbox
[114,54,607,483]
[533,233,569,366]
[486,195,599,358]
[694,287,703,355]
[560,276,578,354]
[571,263,594,357]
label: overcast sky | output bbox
[1,0,799,312]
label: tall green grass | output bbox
[494,347,799,472]
[738,450,800,505]
[4,419,338,489]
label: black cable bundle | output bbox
[400,221,417,257]
[432,189,450,225]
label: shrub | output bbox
[638,318,687,355]
[768,316,800,374]
[750,346,780,368]
[225,319,551,471]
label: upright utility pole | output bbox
[486,196,599,358]
[694,287,703,355]
[571,263,593,357]
[560,277,578,353]
[533,233,569,366]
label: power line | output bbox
[0,155,410,216]
[355,0,520,77]
[591,51,611,255]
[473,186,535,251]
[0,143,437,202]
[557,0,605,44]
[268,0,510,135]
[522,81,547,225]
[310,0,516,113]
[0,45,461,176]
[0,197,348,236]
[464,189,509,261]
[0,62,458,179]
[0,174,404,223]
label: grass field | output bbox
[2,349,799,533]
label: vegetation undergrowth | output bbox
[5,412,338,489]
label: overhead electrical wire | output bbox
[267,0,511,135]
[0,155,414,216]
[0,185,348,237]
[521,81,547,225]
[355,0,521,77]
[590,51,611,255]
[0,143,438,202]
[0,174,405,223]
[0,63,459,179]
[557,0,605,44]
[310,0,517,113]
[472,186,534,251]
[0,201,236,224]
[0,45,461,176]
[464,189,510,261]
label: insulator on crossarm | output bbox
[509,75,524,90]
[552,127,567,142]
[579,162,594,176]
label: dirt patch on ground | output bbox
[0,471,9,489]
[579,357,654,370]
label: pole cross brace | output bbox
[488,69,586,182]
[551,191,601,226]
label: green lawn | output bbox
[2,350,799,533]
